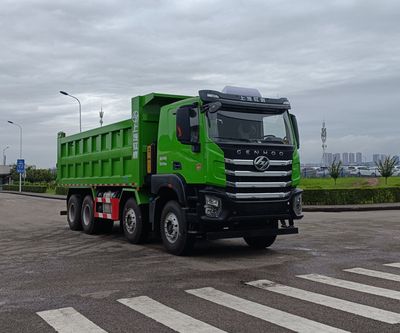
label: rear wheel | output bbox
[122,198,148,244]
[81,195,99,234]
[160,201,195,256]
[67,194,83,231]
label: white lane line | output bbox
[384,263,400,268]
[118,296,226,333]
[37,307,107,333]
[344,268,400,282]
[186,287,349,333]
[247,279,400,324]
[298,274,400,300]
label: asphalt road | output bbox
[0,192,399,333]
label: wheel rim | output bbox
[83,204,91,226]
[125,208,137,234]
[164,212,179,244]
[68,203,75,222]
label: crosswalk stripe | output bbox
[37,307,107,333]
[247,279,400,324]
[298,274,400,300]
[384,263,400,268]
[344,267,400,282]
[186,287,349,333]
[118,296,226,333]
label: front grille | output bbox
[219,144,294,200]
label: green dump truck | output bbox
[57,87,303,255]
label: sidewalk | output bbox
[2,190,400,212]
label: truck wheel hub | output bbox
[83,205,91,226]
[68,203,75,221]
[125,209,137,233]
[164,212,179,243]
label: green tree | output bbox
[328,159,342,185]
[376,155,396,185]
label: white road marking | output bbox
[298,274,400,300]
[118,296,226,333]
[344,267,400,282]
[186,287,349,333]
[384,263,400,268]
[247,279,400,324]
[37,307,107,333]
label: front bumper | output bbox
[186,187,303,238]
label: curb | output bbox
[303,203,400,212]
[1,191,66,201]
[2,191,400,212]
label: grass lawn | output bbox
[300,176,400,189]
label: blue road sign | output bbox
[17,159,25,174]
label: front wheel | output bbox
[244,235,277,249]
[160,201,195,256]
[244,220,278,249]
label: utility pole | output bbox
[7,121,23,192]
[60,91,82,132]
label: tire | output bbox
[67,194,83,231]
[244,235,277,249]
[244,220,278,249]
[160,201,195,256]
[122,198,148,244]
[81,195,99,234]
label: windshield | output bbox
[207,109,293,145]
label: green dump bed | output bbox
[57,93,190,188]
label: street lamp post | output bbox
[7,121,22,192]
[2,146,10,165]
[60,91,82,132]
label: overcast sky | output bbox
[1,0,400,167]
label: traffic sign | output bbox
[16,159,25,174]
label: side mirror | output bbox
[290,114,300,149]
[176,106,200,152]
[176,106,192,144]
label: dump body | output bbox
[57,93,189,187]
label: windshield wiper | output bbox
[260,135,285,143]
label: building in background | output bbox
[356,152,362,164]
[323,152,333,166]
[349,152,355,165]
[0,165,11,190]
[373,154,381,163]
[333,153,341,163]
[342,152,349,165]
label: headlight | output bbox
[204,195,222,218]
[293,193,302,217]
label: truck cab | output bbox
[149,87,302,254]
